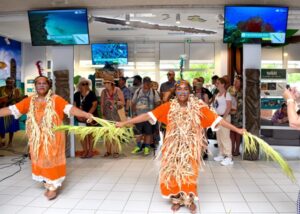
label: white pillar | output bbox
[51,46,75,157]
[214,42,228,77]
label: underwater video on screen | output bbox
[91,43,128,65]
[28,9,89,46]
[223,6,289,44]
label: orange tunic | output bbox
[150,102,220,200]
[14,95,69,187]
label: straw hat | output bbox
[103,75,115,84]
[76,77,92,89]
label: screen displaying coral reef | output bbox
[91,43,128,65]
[224,6,288,44]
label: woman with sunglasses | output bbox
[100,75,125,158]
[74,78,98,158]
[116,80,244,213]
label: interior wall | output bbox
[214,42,228,77]
[22,43,46,85]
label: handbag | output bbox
[117,107,127,122]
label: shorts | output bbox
[134,121,154,135]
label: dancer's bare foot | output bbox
[171,203,181,212]
[44,189,48,197]
[46,190,57,200]
[188,202,197,214]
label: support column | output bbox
[242,44,261,160]
[51,46,75,157]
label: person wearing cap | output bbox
[131,76,161,155]
[74,77,98,158]
[116,79,245,213]
[160,70,176,102]
[100,75,125,158]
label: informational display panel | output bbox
[260,69,287,109]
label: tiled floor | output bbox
[0,143,299,213]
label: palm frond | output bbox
[243,132,295,182]
[53,117,134,151]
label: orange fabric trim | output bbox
[32,163,66,181]
[161,182,198,198]
[160,158,198,198]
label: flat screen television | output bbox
[91,43,128,65]
[223,6,289,44]
[28,8,89,46]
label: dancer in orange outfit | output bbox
[116,80,245,213]
[0,76,93,200]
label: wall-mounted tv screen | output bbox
[223,6,289,44]
[28,8,89,46]
[91,43,128,65]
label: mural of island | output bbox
[0,36,21,87]
[223,6,288,44]
[28,9,89,46]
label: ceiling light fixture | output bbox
[176,14,180,24]
[125,14,130,24]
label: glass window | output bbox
[138,71,156,82]
[159,60,180,69]
[288,61,300,69]
[188,61,215,84]
[287,72,300,86]
[261,60,283,69]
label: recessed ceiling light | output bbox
[125,14,130,24]
[176,14,180,24]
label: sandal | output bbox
[80,154,88,159]
[86,152,93,158]
[104,152,111,157]
[0,141,5,147]
[171,203,181,212]
[113,153,119,158]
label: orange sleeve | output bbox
[15,97,31,115]
[200,106,220,128]
[150,102,170,125]
[54,95,70,119]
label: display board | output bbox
[260,69,287,109]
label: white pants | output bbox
[216,115,232,157]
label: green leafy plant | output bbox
[243,132,295,182]
[54,117,134,152]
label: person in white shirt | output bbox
[213,77,233,166]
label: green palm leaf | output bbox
[243,132,295,182]
[53,117,134,152]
